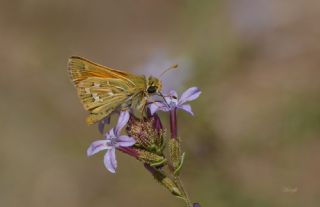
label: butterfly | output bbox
[68,56,164,125]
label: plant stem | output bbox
[175,176,192,207]
[170,108,178,139]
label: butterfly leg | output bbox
[139,96,148,118]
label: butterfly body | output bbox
[68,56,162,124]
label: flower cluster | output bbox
[86,87,201,207]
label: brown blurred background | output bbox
[1,0,320,207]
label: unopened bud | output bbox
[144,164,182,197]
[138,149,166,167]
[169,138,181,169]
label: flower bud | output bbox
[168,138,181,169]
[144,164,182,197]
[118,147,166,167]
[137,149,166,167]
[168,138,185,175]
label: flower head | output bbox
[126,114,164,151]
[150,87,201,115]
[87,111,136,173]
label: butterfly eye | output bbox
[147,86,158,94]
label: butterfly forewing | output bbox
[68,56,138,85]
[68,56,147,124]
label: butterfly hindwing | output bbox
[77,77,131,110]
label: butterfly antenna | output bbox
[159,64,178,79]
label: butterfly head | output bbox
[147,76,162,94]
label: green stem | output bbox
[175,176,192,207]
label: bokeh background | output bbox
[1,1,320,207]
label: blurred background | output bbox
[1,0,320,207]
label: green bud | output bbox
[144,164,182,197]
[169,138,181,169]
[137,148,166,167]
[162,177,182,196]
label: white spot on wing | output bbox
[85,88,90,94]
[92,93,99,102]
[92,93,103,102]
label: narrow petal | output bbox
[117,135,136,147]
[114,110,130,136]
[98,122,105,134]
[98,116,111,134]
[106,128,116,140]
[149,103,160,115]
[149,102,168,115]
[87,140,108,156]
[104,148,117,173]
[179,87,201,105]
[153,113,163,131]
[178,104,194,115]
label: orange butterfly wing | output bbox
[68,56,147,124]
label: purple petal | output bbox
[153,113,163,131]
[178,104,194,115]
[149,102,168,115]
[165,96,178,108]
[98,116,111,134]
[104,148,117,173]
[193,203,201,207]
[168,90,178,98]
[179,87,201,105]
[98,122,105,134]
[87,140,108,156]
[117,135,136,147]
[114,110,130,136]
[149,103,160,115]
[105,128,116,140]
